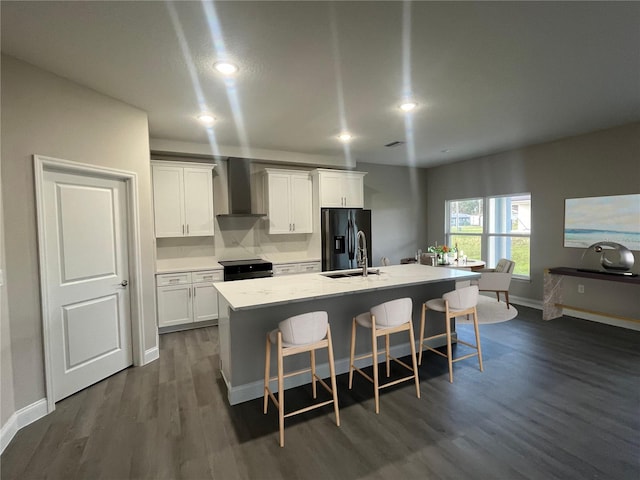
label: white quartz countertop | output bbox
[156,255,320,273]
[156,257,223,274]
[215,264,479,311]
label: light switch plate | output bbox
[0,269,4,287]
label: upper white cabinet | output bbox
[262,169,312,234]
[152,161,215,237]
[313,169,366,208]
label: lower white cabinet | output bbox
[273,261,321,276]
[156,270,223,328]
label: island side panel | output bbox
[223,280,454,405]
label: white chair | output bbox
[418,285,483,383]
[473,258,516,308]
[348,298,420,414]
[264,311,340,447]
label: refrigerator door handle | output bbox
[347,213,355,261]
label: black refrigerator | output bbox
[321,208,372,271]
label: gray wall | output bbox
[359,162,429,265]
[0,159,16,426]
[0,55,158,412]
[425,122,640,318]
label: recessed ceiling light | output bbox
[198,114,215,125]
[338,133,352,142]
[213,62,239,75]
[399,101,417,112]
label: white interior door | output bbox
[43,169,132,402]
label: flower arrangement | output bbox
[427,244,453,255]
[427,243,457,265]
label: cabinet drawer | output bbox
[274,264,299,276]
[298,262,321,273]
[156,272,191,286]
[192,270,223,283]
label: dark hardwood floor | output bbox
[2,305,639,479]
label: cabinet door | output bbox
[319,171,345,207]
[157,284,192,327]
[193,283,218,323]
[266,173,292,234]
[183,167,215,236]
[343,174,364,208]
[273,263,299,276]
[290,174,312,233]
[152,166,185,237]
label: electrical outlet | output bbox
[578,284,585,294]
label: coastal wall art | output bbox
[564,193,640,249]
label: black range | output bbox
[218,259,273,282]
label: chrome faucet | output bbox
[356,230,368,277]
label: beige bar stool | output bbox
[264,311,340,447]
[348,298,420,414]
[418,285,483,383]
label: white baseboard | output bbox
[1,398,48,454]
[0,414,17,454]
[509,295,639,331]
[509,295,543,310]
[560,308,640,331]
[144,346,159,364]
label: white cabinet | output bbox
[262,169,312,234]
[273,261,321,276]
[156,270,223,328]
[313,169,366,208]
[152,161,215,238]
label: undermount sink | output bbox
[322,269,381,279]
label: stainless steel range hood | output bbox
[216,158,266,218]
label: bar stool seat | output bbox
[418,285,483,383]
[264,311,340,447]
[348,298,420,414]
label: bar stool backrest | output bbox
[443,285,479,310]
[278,311,328,345]
[370,298,412,327]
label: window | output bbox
[446,194,531,278]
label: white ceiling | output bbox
[2,1,639,167]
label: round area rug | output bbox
[455,295,518,324]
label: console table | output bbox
[543,267,640,322]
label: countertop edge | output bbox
[217,267,480,311]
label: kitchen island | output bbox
[215,264,479,405]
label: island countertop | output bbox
[215,264,479,311]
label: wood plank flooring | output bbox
[2,305,639,479]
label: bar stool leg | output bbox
[418,302,427,365]
[326,325,340,426]
[385,334,391,378]
[445,309,454,383]
[277,332,285,447]
[310,349,317,398]
[348,317,357,389]
[264,334,271,414]
[371,316,380,414]
[472,307,484,372]
[407,319,421,399]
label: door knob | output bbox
[121,280,129,287]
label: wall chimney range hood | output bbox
[216,158,266,218]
